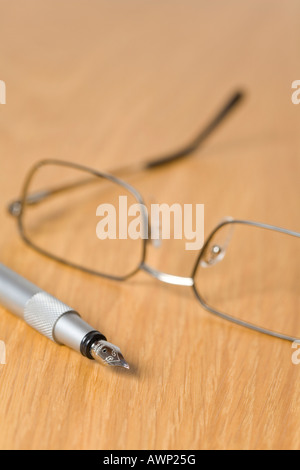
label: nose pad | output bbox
[200,219,234,267]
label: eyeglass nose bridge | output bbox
[141,263,194,287]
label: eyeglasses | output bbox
[8,91,300,343]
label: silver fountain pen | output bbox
[0,263,129,369]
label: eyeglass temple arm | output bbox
[8,177,95,216]
[143,90,244,169]
[8,89,244,216]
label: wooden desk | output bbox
[0,0,300,450]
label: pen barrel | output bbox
[23,291,78,342]
[0,263,40,317]
[0,263,97,351]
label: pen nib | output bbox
[90,339,130,369]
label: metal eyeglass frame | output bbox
[8,90,300,343]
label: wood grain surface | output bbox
[0,0,300,450]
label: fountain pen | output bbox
[0,263,129,369]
